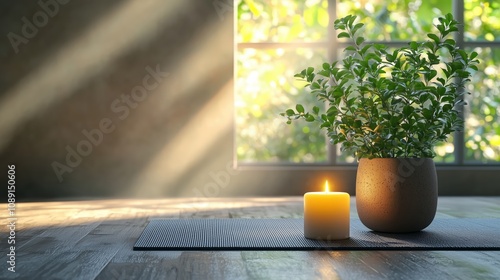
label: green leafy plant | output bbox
[281,13,479,159]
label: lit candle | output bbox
[304,180,350,240]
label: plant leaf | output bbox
[337,32,350,39]
[427,33,440,43]
[305,114,315,122]
[313,106,320,114]
[356,36,365,45]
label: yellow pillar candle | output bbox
[304,181,350,240]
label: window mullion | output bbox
[453,0,465,165]
[327,0,338,165]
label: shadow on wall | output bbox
[0,0,239,200]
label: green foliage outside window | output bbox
[236,0,500,163]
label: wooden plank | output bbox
[241,251,340,279]
[27,218,146,279]
[0,197,499,279]
[322,251,457,279]
[100,251,248,279]
[0,219,103,278]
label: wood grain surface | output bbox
[1,197,500,279]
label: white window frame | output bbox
[234,0,500,195]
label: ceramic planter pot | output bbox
[356,158,438,233]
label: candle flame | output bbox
[324,180,329,192]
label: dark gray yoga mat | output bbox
[134,218,500,251]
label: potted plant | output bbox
[282,13,479,232]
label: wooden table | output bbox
[1,197,500,279]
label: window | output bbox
[236,0,500,166]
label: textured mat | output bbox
[134,218,500,251]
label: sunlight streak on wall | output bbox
[126,19,234,197]
[127,81,233,197]
[0,0,186,151]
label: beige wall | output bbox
[0,0,237,200]
[3,1,498,200]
